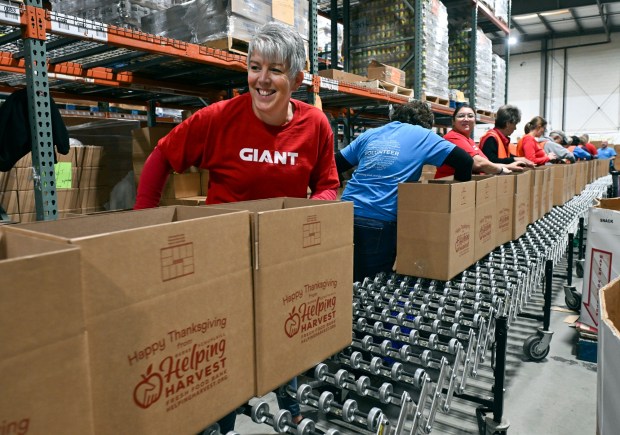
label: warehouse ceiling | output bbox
[497,0,620,44]
[318,0,620,44]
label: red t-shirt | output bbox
[521,135,549,165]
[435,129,487,178]
[584,142,598,156]
[157,93,339,204]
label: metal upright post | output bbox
[307,0,318,106]
[469,5,478,109]
[23,0,57,221]
[492,316,508,429]
[330,0,338,69]
[147,100,157,127]
[413,0,423,99]
[504,0,511,103]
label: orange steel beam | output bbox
[336,82,410,105]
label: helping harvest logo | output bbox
[133,364,163,409]
[131,338,228,411]
[284,306,301,337]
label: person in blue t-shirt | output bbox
[335,101,474,282]
[598,141,617,159]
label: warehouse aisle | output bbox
[235,256,597,435]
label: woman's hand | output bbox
[515,157,536,168]
[505,162,525,172]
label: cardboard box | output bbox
[318,69,367,83]
[162,172,202,199]
[9,206,256,434]
[397,180,476,280]
[580,198,620,330]
[18,189,79,213]
[0,190,18,215]
[210,198,353,396]
[200,169,210,196]
[528,168,543,222]
[513,172,531,240]
[131,126,175,161]
[0,168,18,191]
[367,60,406,87]
[598,276,620,435]
[550,165,567,206]
[17,167,79,190]
[160,196,207,207]
[472,175,497,261]
[0,228,94,435]
[495,175,515,246]
[74,146,104,168]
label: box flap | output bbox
[601,277,620,336]
[399,181,475,213]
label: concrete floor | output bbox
[232,256,597,435]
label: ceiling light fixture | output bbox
[513,14,538,21]
[540,9,571,17]
[508,36,518,45]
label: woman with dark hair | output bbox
[335,100,473,282]
[479,104,533,167]
[515,116,557,166]
[435,104,526,178]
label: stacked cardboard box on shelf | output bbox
[141,0,309,51]
[349,0,449,99]
[449,26,494,111]
[491,54,506,112]
[131,126,208,205]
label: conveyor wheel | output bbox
[565,288,581,312]
[576,260,585,278]
[523,335,550,361]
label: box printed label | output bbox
[128,317,229,412]
[479,215,493,243]
[303,215,321,248]
[454,224,471,256]
[160,235,194,281]
[517,203,527,223]
[584,248,612,326]
[0,418,29,435]
[499,208,510,232]
[281,279,338,343]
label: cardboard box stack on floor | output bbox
[0,229,93,434]
[580,198,620,332]
[132,126,207,206]
[397,180,476,281]
[7,206,256,434]
[598,276,620,435]
[210,198,354,396]
[0,169,18,222]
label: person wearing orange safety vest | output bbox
[479,104,533,167]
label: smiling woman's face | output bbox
[452,107,476,136]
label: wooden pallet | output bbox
[357,80,414,98]
[476,108,495,118]
[203,35,250,55]
[422,93,450,107]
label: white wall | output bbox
[507,32,620,142]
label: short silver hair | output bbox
[248,22,306,80]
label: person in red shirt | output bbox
[515,116,557,166]
[580,134,599,158]
[134,22,339,209]
[435,104,526,179]
[135,22,338,433]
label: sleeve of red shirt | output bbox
[308,110,340,197]
[134,147,172,209]
[523,136,549,165]
[310,189,337,200]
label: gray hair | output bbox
[248,22,306,80]
[495,104,521,128]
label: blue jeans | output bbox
[277,378,300,417]
[353,216,397,283]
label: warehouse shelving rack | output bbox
[1,0,505,220]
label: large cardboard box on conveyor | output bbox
[512,171,531,240]
[396,180,476,281]
[495,174,515,246]
[210,198,353,396]
[472,175,497,261]
[7,206,255,435]
[0,228,94,435]
[598,276,620,435]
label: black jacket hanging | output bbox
[0,88,70,172]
